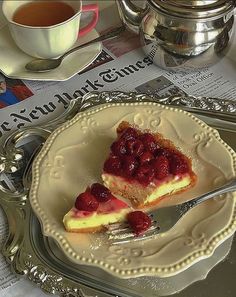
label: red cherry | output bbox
[122,155,138,176]
[111,140,127,156]
[139,133,158,153]
[127,211,151,235]
[120,127,138,141]
[103,156,121,174]
[90,183,112,202]
[169,154,189,175]
[139,151,154,165]
[153,156,169,180]
[155,148,172,158]
[75,192,99,211]
[126,139,144,156]
[135,164,155,185]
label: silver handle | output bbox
[182,178,236,212]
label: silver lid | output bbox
[149,0,235,18]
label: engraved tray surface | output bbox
[30,102,236,278]
[0,91,236,296]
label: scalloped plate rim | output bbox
[29,101,236,278]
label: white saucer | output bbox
[0,25,102,81]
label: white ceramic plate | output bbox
[0,25,102,81]
[30,102,236,278]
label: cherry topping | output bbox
[139,133,158,153]
[153,156,169,180]
[90,183,112,202]
[120,127,138,141]
[126,139,144,156]
[106,124,191,186]
[75,192,99,212]
[127,211,151,235]
[169,154,189,175]
[122,155,138,176]
[111,140,127,156]
[155,147,172,158]
[139,151,154,165]
[103,156,121,174]
[136,164,155,185]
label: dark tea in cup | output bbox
[12,1,75,27]
[2,0,98,58]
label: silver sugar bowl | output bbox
[116,0,235,71]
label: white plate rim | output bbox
[30,102,236,278]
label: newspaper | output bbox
[0,2,236,297]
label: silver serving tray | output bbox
[0,91,236,297]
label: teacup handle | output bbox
[78,4,99,37]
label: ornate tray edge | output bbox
[30,101,236,278]
[0,91,236,296]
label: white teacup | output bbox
[2,0,99,59]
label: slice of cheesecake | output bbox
[102,121,197,208]
[63,183,131,233]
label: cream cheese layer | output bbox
[63,208,130,230]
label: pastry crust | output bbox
[103,121,197,208]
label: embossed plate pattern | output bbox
[29,102,236,278]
